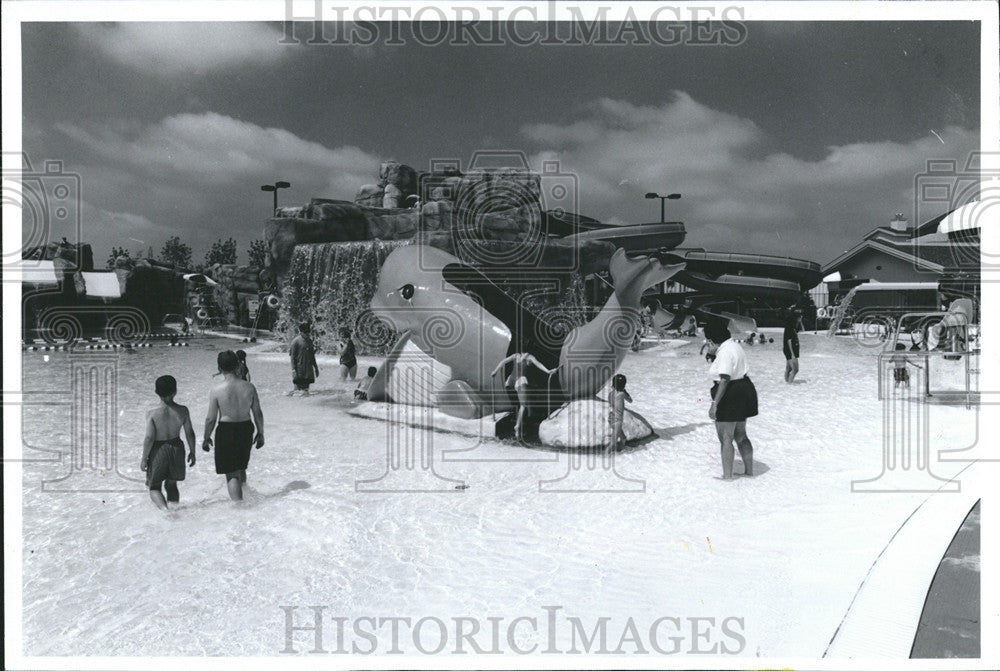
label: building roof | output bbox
[822,239,946,275]
[824,207,979,277]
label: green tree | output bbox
[160,235,193,269]
[248,239,268,268]
[205,237,238,267]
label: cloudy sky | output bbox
[21,20,981,267]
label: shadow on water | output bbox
[652,422,712,440]
[711,460,770,480]
[177,480,312,512]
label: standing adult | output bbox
[705,317,758,479]
[782,305,804,383]
[288,322,319,396]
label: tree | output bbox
[248,239,268,268]
[205,237,238,267]
[160,235,192,269]
[107,246,133,270]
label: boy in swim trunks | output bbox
[141,375,197,510]
[203,350,265,502]
[607,374,633,451]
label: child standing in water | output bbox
[783,305,804,383]
[288,322,319,396]
[339,328,358,380]
[203,351,265,502]
[141,375,197,510]
[607,374,633,451]
[235,349,251,382]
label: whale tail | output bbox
[608,248,685,309]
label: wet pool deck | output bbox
[910,500,981,658]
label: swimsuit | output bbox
[146,436,186,489]
[214,420,254,474]
[340,339,357,369]
[783,314,800,360]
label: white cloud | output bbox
[57,112,381,196]
[56,112,384,260]
[72,23,290,76]
[82,201,158,231]
[523,92,979,259]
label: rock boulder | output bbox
[538,398,653,449]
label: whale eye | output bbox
[400,284,415,300]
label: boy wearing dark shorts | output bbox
[203,351,265,502]
[141,375,197,510]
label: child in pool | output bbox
[700,338,717,362]
[607,374,633,451]
[235,350,251,382]
[890,343,923,388]
[355,366,377,400]
[339,328,358,380]
[141,375,197,510]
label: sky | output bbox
[20,19,982,268]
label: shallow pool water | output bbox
[17,331,979,657]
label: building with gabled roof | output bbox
[819,206,980,310]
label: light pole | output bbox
[645,192,681,224]
[261,181,291,214]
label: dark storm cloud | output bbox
[20,20,980,265]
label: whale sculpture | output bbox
[367,244,684,427]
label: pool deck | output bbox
[910,499,981,658]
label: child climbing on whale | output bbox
[491,351,557,441]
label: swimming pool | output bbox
[16,333,980,657]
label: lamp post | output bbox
[261,181,291,214]
[644,192,681,224]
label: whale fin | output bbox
[367,331,411,402]
[608,249,685,309]
[436,379,483,419]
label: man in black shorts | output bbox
[203,350,264,502]
[783,306,804,383]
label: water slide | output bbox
[563,222,821,302]
[665,250,822,301]
[563,222,687,254]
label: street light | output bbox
[261,181,291,214]
[645,191,681,224]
